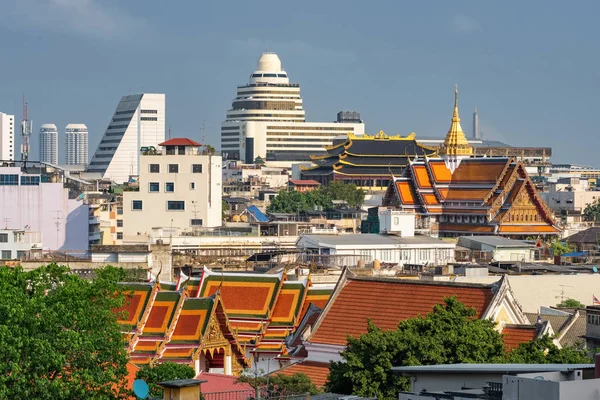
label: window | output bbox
[190,182,195,190]
[165,182,175,192]
[117,232,123,240]
[0,174,18,185]
[168,164,179,173]
[117,220,123,227]
[149,164,160,173]
[132,200,143,210]
[1,250,11,259]
[141,117,158,121]
[149,182,159,192]
[16,251,25,259]
[192,164,203,173]
[20,176,40,186]
[0,233,7,243]
[140,109,158,114]
[117,207,123,215]
[190,219,203,226]
[167,201,185,211]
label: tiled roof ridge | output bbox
[347,273,497,290]
[556,309,580,342]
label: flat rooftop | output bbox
[392,363,595,374]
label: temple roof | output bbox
[308,272,498,346]
[439,86,473,157]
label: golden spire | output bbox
[440,84,473,156]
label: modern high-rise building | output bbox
[65,124,88,166]
[0,112,15,161]
[39,124,58,164]
[88,94,166,183]
[221,53,364,167]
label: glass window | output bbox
[165,182,175,192]
[0,233,7,243]
[264,73,277,77]
[1,250,11,259]
[117,220,123,227]
[190,219,203,226]
[117,232,123,240]
[168,164,179,173]
[192,164,202,173]
[0,174,18,185]
[190,182,195,190]
[132,200,143,210]
[16,251,25,259]
[20,176,40,186]
[149,164,160,173]
[117,207,123,215]
[167,201,185,211]
[149,182,159,192]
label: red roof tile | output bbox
[289,179,321,186]
[159,138,201,147]
[502,325,538,351]
[196,372,253,394]
[273,361,331,388]
[310,276,495,346]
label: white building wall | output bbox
[123,152,222,240]
[0,167,89,251]
[0,112,15,161]
[88,94,166,183]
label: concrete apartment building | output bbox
[39,124,59,165]
[541,176,600,226]
[123,138,222,242]
[65,124,89,167]
[0,112,15,161]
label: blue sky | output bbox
[0,0,598,165]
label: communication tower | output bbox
[20,95,32,162]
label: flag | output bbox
[594,295,600,305]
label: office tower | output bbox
[88,94,166,183]
[473,106,480,139]
[65,124,88,166]
[0,112,15,161]
[39,124,58,164]
[221,53,364,166]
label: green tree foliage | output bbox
[550,240,574,256]
[0,264,130,399]
[222,200,230,220]
[237,372,320,397]
[326,297,506,398]
[507,336,592,364]
[556,298,585,308]
[584,198,600,222]
[267,182,365,213]
[136,362,196,398]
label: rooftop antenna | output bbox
[53,210,63,250]
[555,284,574,303]
[168,125,172,139]
[20,94,32,163]
[2,217,11,229]
[202,120,206,145]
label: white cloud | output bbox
[0,0,148,40]
[450,14,481,33]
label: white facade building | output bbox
[39,124,58,165]
[0,229,42,260]
[0,112,15,161]
[221,53,364,167]
[123,138,222,241]
[88,93,166,183]
[65,124,88,166]
[0,166,89,251]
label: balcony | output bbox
[89,216,100,225]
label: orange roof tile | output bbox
[502,325,538,351]
[451,160,508,183]
[422,193,439,205]
[445,188,490,201]
[310,276,495,346]
[429,161,452,183]
[396,181,416,205]
[273,361,331,388]
[498,225,560,233]
[299,287,333,321]
[413,165,433,189]
[438,223,496,233]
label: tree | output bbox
[584,198,600,222]
[267,190,308,213]
[550,240,574,256]
[204,144,215,155]
[326,297,506,398]
[0,264,130,399]
[507,336,592,364]
[222,200,230,220]
[136,362,196,398]
[556,298,585,308]
[324,181,365,208]
[237,372,320,398]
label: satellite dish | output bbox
[594,266,598,273]
[133,379,149,399]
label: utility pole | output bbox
[53,211,63,251]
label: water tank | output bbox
[232,215,240,222]
[373,259,381,270]
[240,214,248,222]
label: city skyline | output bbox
[0,1,598,166]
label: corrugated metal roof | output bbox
[392,363,594,374]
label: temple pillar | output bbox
[194,357,201,376]
[225,355,232,375]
